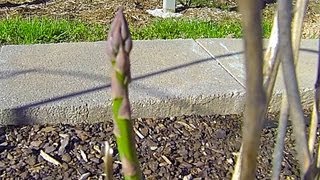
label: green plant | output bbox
[0,17,105,45]
[0,16,273,44]
[106,8,142,180]
[132,18,244,39]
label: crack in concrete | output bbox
[194,39,246,88]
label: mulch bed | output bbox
[0,113,313,179]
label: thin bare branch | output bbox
[263,11,281,101]
[271,94,289,180]
[309,69,320,154]
[232,0,266,179]
[232,146,242,180]
[278,0,311,178]
[315,39,320,169]
[270,0,310,178]
[291,0,310,65]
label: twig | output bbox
[271,93,290,180]
[278,0,311,177]
[232,0,266,179]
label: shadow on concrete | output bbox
[0,68,107,82]
[10,51,242,124]
[10,108,34,125]
[8,45,320,125]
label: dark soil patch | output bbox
[0,113,315,179]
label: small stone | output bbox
[76,130,89,141]
[145,169,152,175]
[215,129,226,139]
[0,142,8,146]
[79,149,88,162]
[79,172,90,180]
[62,154,72,163]
[0,161,5,168]
[227,158,233,165]
[25,155,37,166]
[78,167,86,174]
[20,171,28,179]
[183,174,192,180]
[61,163,69,170]
[58,135,70,155]
[63,171,71,179]
[89,157,101,164]
[33,125,41,132]
[42,176,55,180]
[93,145,101,154]
[45,145,57,154]
[181,162,193,168]
[30,141,42,148]
[148,161,159,172]
[150,146,157,150]
[37,155,44,163]
[193,161,204,167]
[7,153,13,160]
[140,127,149,137]
[41,126,56,133]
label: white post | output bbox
[163,0,176,13]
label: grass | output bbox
[0,17,273,45]
[132,18,272,39]
[0,17,106,45]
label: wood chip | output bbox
[79,172,90,180]
[58,134,70,156]
[93,145,101,154]
[80,149,88,162]
[59,133,69,138]
[227,158,234,164]
[183,174,192,180]
[176,121,194,130]
[40,126,56,133]
[134,128,144,139]
[40,150,61,166]
[161,155,172,165]
[150,146,157,150]
[75,130,89,141]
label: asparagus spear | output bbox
[106,7,142,180]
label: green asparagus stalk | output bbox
[106,7,142,180]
